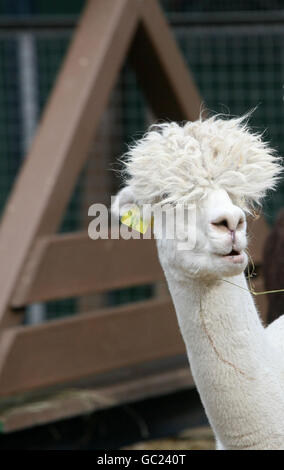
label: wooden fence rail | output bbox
[12,235,163,306]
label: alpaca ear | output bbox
[111,186,136,219]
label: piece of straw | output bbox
[221,250,284,297]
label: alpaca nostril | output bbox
[212,218,229,229]
[211,217,231,233]
[211,213,245,232]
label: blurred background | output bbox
[0,0,283,450]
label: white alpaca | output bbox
[113,115,284,450]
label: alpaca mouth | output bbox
[223,249,244,264]
[228,249,240,256]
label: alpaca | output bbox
[263,208,284,324]
[112,115,284,450]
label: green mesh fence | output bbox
[0,3,283,321]
[0,38,21,215]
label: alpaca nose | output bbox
[211,209,245,233]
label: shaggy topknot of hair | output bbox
[123,114,283,210]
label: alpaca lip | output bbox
[215,249,245,264]
[223,249,244,264]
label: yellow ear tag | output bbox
[121,207,151,234]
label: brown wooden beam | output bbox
[0,364,192,433]
[12,214,269,308]
[0,298,185,397]
[12,233,164,307]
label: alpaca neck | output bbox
[166,272,284,449]
[167,273,264,364]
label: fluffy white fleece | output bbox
[123,114,282,210]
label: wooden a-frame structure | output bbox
[0,0,269,431]
[0,0,201,417]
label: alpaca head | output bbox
[113,114,282,281]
